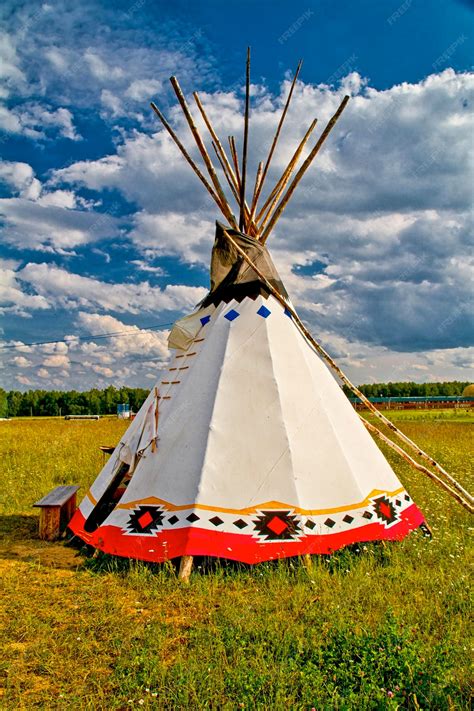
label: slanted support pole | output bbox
[178,555,193,582]
[219,226,474,514]
[261,94,350,243]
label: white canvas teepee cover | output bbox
[70,227,424,562]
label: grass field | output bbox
[0,411,472,709]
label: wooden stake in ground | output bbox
[239,47,251,232]
[261,95,350,243]
[249,59,302,224]
[178,555,193,582]
[169,76,239,230]
[219,226,474,512]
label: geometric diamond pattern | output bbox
[210,516,224,527]
[233,519,248,529]
[324,518,336,528]
[343,514,354,524]
[253,511,301,541]
[257,305,271,319]
[224,309,240,322]
[186,512,200,523]
[373,495,398,525]
[127,505,164,534]
[200,315,211,326]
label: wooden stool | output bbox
[33,485,80,541]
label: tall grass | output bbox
[0,413,472,709]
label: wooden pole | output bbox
[361,418,473,513]
[212,141,241,204]
[219,227,474,511]
[178,555,193,582]
[169,76,239,230]
[239,47,251,231]
[211,142,258,238]
[229,136,242,191]
[151,387,159,453]
[150,102,226,218]
[261,95,350,243]
[194,92,239,192]
[256,118,318,232]
[249,59,302,223]
[251,161,263,214]
[193,91,258,236]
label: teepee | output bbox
[69,51,472,573]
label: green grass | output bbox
[0,414,472,709]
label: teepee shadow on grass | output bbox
[0,513,84,570]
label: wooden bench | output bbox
[33,485,80,541]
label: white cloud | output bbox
[125,79,162,102]
[37,190,77,209]
[0,261,50,316]
[0,102,81,140]
[17,262,206,314]
[84,50,124,81]
[43,354,70,368]
[0,160,41,199]
[129,260,167,275]
[0,197,121,251]
[0,13,472,389]
[51,68,474,356]
[13,356,32,367]
[16,375,32,385]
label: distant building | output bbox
[349,396,474,411]
[117,403,131,419]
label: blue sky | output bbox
[0,0,473,390]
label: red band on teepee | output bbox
[69,505,424,565]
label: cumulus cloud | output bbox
[0,260,50,316]
[43,354,70,368]
[53,68,474,356]
[0,1,214,137]
[1,312,171,390]
[16,262,206,314]
[0,4,472,390]
[0,160,41,199]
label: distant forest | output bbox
[0,381,471,418]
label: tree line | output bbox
[341,381,470,399]
[0,381,471,418]
[0,386,149,418]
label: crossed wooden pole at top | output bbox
[150,48,349,243]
